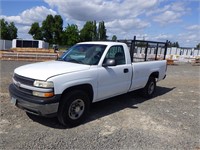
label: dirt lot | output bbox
[0,60,200,150]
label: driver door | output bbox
[96,45,132,101]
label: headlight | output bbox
[33,80,54,88]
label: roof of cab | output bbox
[77,41,126,46]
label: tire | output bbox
[58,90,90,127]
[142,77,156,98]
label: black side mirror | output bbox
[102,59,116,67]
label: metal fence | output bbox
[118,36,168,62]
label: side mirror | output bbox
[102,59,116,67]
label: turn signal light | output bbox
[32,91,54,97]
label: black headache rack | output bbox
[118,36,168,62]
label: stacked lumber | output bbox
[11,48,55,53]
[0,52,58,61]
[0,47,61,61]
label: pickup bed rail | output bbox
[118,36,168,62]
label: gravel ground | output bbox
[0,60,200,150]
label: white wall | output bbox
[0,40,12,50]
[39,40,49,49]
[12,39,49,49]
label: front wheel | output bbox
[142,77,156,98]
[58,90,90,127]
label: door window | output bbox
[104,45,125,65]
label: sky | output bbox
[0,0,200,47]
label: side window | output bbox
[104,45,125,65]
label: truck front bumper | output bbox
[9,84,61,117]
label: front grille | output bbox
[13,74,35,86]
[13,74,35,95]
[14,84,32,95]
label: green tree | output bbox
[28,22,43,40]
[136,42,147,47]
[1,19,9,39]
[41,15,63,45]
[80,21,94,42]
[175,42,179,48]
[8,22,17,40]
[0,19,17,40]
[53,15,63,45]
[98,21,107,40]
[168,41,179,48]
[196,43,200,49]
[63,24,79,46]
[167,41,172,47]
[92,20,98,40]
[112,35,117,41]
[29,15,63,45]
[41,15,55,44]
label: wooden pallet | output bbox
[167,59,174,65]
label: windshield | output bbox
[58,44,107,65]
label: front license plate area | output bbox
[11,97,17,105]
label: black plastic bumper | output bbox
[163,74,166,79]
[9,84,61,116]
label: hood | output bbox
[14,60,90,80]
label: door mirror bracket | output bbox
[102,59,116,67]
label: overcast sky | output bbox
[1,0,200,47]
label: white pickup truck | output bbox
[9,40,167,127]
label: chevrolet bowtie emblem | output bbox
[16,81,21,87]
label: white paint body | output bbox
[14,42,167,102]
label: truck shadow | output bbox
[27,86,175,129]
[88,86,175,122]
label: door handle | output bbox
[124,68,129,73]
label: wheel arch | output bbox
[61,84,94,103]
[149,71,159,79]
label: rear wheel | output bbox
[142,77,156,98]
[58,90,90,127]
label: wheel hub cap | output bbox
[69,99,85,120]
[75,106,81,113]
